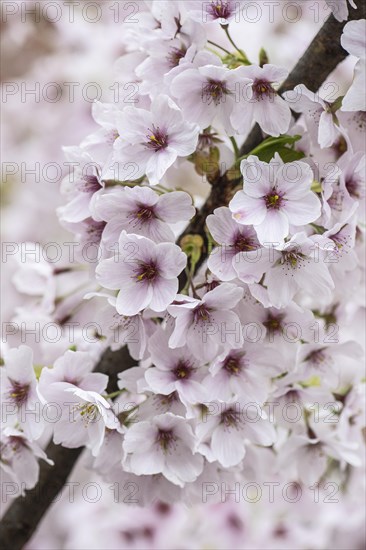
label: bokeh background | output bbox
[1,1,363,549]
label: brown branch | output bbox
[0,347,134,550]
[1,5,365,548]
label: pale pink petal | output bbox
[229,192,267,225]
[254,209,289,245]
[282,192,321,225]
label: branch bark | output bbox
[0,347,134,550]
[1,5,364,548]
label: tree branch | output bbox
[0,347,134,550]
[1,5,364,548]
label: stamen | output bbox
[202,79,230,106]
[135,261,158,282]
[265,192,283,210]
[173,360,193,380]
[146,126,169,152]
[8,381,30,406]
[209,1,232,19]
[253,79,275,100]
[156,429,177,452]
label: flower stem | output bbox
[229,136,240,159]
[104,389,125,400]
[207,39,231,55]
[221,24,249,62]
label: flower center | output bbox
[209,1,232,19]
[220,407,240,428]
[304,348,327,365]
[280,251,306,269]
[76,402,100,425]
[265,192,283,210]
[135,205,156,222]
[135,261,159,283]
[345,177,362,199]
[156,429,177,452]
[146,126,169,152]
[202,79,229,106]
[234,232,258,252]
[263,312,284,334]
[166,46,186,68]
[173,360,192,380]
[223,354,242,376]
[193,304,211,323]
[86,219,106,243]
[253,79,275,100]
[8,381,30,406]
[78,174,101,193]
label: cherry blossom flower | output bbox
[170,64,250,134]
[341,19,366,112]
[325,0,357,22]
[168,283,244,362]
[96,232,187,316]
[196,398,276,468]
[38,350,108,403]
[0,427,53,496]
[229,155,321,245]
[122,412,204,486]
[94,295,153,360]
[54,387,120,456]
[144,328,206,405]
[112,95,199,185]
[278,422,362,486]
[93,186,195,246]
[295,341,363,387]
[1,345,43,440]
[202,346,274,402]
[283,84,341,148]
[231,64,291,136]
[58,147,103,223]
[206,206,261,281]
[187,0,243,25]
[235,233,335,307]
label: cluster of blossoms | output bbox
[1,1,365,547]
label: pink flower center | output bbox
[263,312,285,334]
[173,360,192,380]
[166,46,187,68]
[146,125,169,152]
[8,381,30,406]
[209,1,232,19]
[202,79,230,106]
[135,261,159,282]
[280,251,306,269]
[135,205,156,222]
[156,428,177,452]
[234,232,258,252]
[78,174,101,193]
[85,219,106,243]
[345,176,362,199]
[220,407,240,428]
[265,191,283,210]
[304,348,327,366]
[223,354,243,376]
[253,79,275,100]
[193,304,211,323]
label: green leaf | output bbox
[247,134,303,163]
